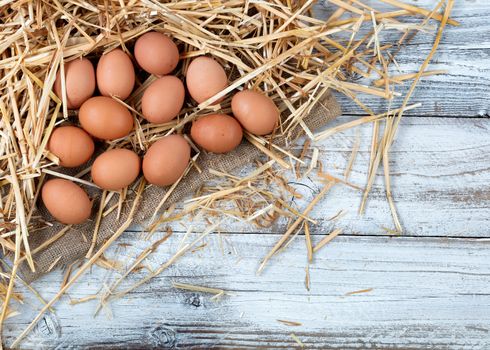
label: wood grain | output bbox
[6,117,490,348]
[5,232,490,349]
[129,117,490,238]
[316,0,490,117]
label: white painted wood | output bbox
[5,116,490,349]
[4,232,490,349]
[128,117,490,238]
[315,0,490,117]
[4,1,490,348]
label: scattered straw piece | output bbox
[290,333,305,348]
[345,288,373,296]
[344,130,361,180]
[313,228,343,253]
[47,256,62,272]
[69,295,97,305]
[278,319,303,327]
[304,222,313,263]
[373,70,448,87]
[305,264,311,292]
[86,191,108,259]
[172,282,230,300]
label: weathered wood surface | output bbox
[4,117,490,349]
[315,0,490,117]
[129,117,490,239]
[3,0,490,349]
[4,233,490,349]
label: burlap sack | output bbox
[19,92,341,282]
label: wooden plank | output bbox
[132,117,490,238]
[312,0,490,117]
[5,233,490,349]
[333,46,490,117]
[317,0,490,47]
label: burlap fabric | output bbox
[19,93,341,282]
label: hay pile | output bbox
[0,0,455,347]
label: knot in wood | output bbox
[186,293,203,308]
[148,325,177,348]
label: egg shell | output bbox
[96,49,135,100]
[54,58,96,109]
[142,134,190,187]
[79,96,133,140]
[231,90,279,136]
[91,149,140,191]
[141,76,185,124]
[191,114,242,153]
[42,179,92,225]
[186,56,227,104]
[48,126,94,167]
[134,32,179,75]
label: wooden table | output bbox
[5,0,490,348]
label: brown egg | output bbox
[79,96,133,140]
[191,114,242,153]
[141,76,185,124]
[42,179,92,224]
[96,49,135,100]
[91,149,140,191]
[186,56,227,104]
[134,31,179,75]
[142,135,190,187]
[48,126,94,167]
[54,58,95,109]
[231,90,279,136]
